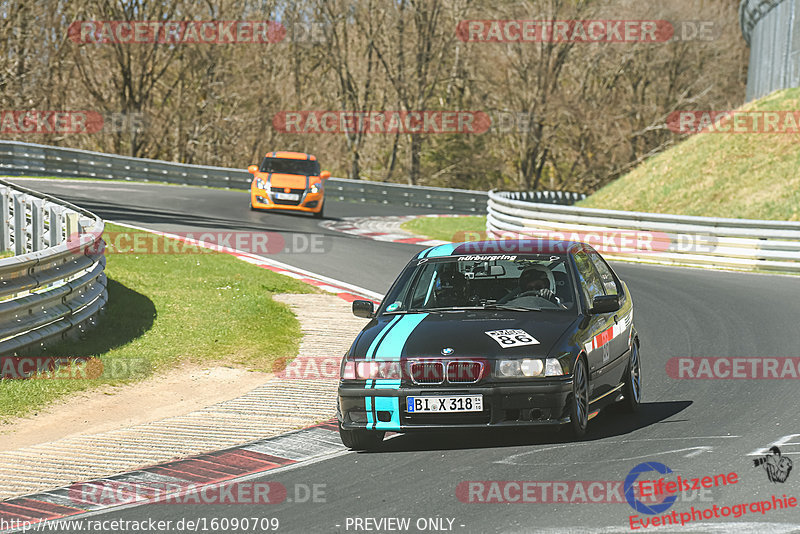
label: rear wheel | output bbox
[566,357,589,438]
[620,342,642,413]
[339,424,384,450]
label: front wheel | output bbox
[620,342,642,413]
[339,425,384,450]
[313,203,324,219]
[566,357,589,439]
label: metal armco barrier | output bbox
[0,178,106,357]
[0,141,582,213]
[487,190,800,272]
[739,0,800,101]
[502,190,585,205]
[0,141,490,212]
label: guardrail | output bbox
[739,0,799,101]
[487,190,800,273]
[0,178,106,358]
[0,140,489,212]
[0,141,583,213]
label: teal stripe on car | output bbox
[365,314,429,431]
[372,380,401,430]
[372,313,428,360]
[366,315,402,361]
[424,243,458,258]
[364,315,402,389]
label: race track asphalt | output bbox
[11,178,800,534]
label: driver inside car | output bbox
[498,265,561,305]
[431,268,469,308]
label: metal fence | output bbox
[739,0,800,101]
[0,140,491,212]
[0,178,106,358]
[0,140,583,213]
[487,190,800,272]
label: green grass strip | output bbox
[0,222,314,420]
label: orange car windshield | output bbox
[259,157,320,176]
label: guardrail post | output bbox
[48,205,63,247]
[0,188,9,253]
[12,192,26,255]
[65,212,80,240]
[31,199,45,252]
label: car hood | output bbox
[351,310,579,360]
[258,172,315,189]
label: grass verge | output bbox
[0,222,314,421]
[579,88,800,221]
[401,216,486,242]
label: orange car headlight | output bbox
[309,182,322,194]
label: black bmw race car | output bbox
[337,239,641,450]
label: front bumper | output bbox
[338,380,573,432]
[251,187,323,213]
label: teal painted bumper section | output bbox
[363,314,429,431]
[372,380,401,430]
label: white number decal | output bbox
[485,329,540,348]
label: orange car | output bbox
[248,151,331,218]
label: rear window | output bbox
[259,157,320,176]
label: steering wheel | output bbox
[518,289,554,301]
[516,289,567,308]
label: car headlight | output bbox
[256,178,268,190]
[341,360,402,380]
[521,359,544,376]
[497,359,521,377]
[341,361,356,380]
[545,358,565,376]
[496,358,565,377]
[309,182,321,194]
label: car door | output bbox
[587,250,631,388]
[573,249,617,399]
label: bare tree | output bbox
[0,0,747,192]
[373,0,467,185]
[314,0,386,179]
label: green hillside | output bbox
[579,88,800,221]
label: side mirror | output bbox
[247,165,259,174]
[590,295,620,314]
[352,300,375,318]
[320,170,331,180]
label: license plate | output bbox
[275,192,299,201]
[406,395,483,413]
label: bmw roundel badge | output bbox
[441,347,454,356]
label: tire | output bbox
[339,424,385,450]
[620,341,642,413]
[566,357,589,438]
[313,203,324,219]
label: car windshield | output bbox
[380,254,576,313]
[259,157,320,176]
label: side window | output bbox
[550,261,574,307]
[573,251,605,306]
[588,252,619,296]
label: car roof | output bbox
[415,239,588,259]
[264,151,317,161]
